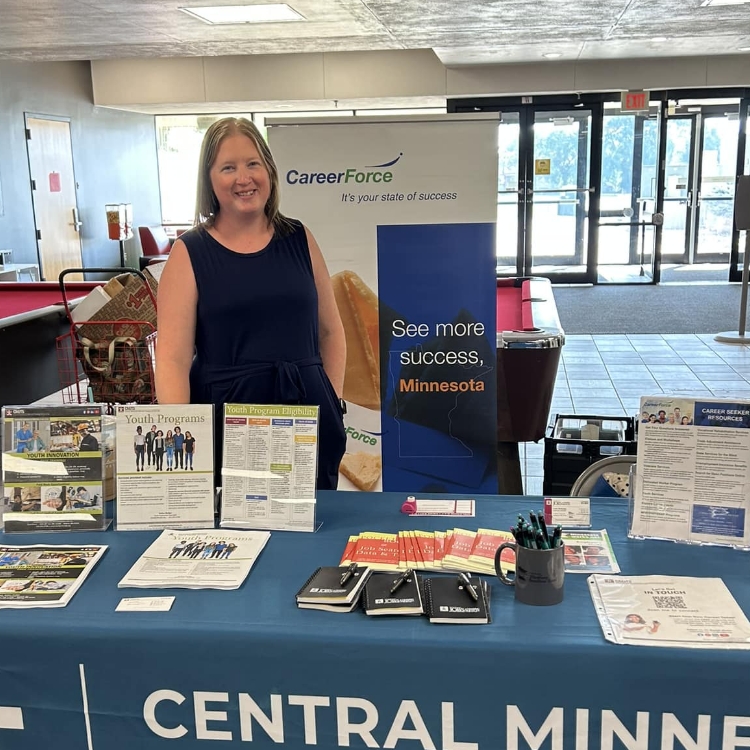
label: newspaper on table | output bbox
[589,574,750,649]
[115,404,215,530]
[0,544,107,608]
[562,529,620,573]
[1,405,109,532]
[118,528,270,590]
[631,396,750,548]
[220,404,318,532]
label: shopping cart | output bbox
[55,267,158,408]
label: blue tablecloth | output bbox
[1,491,749,749]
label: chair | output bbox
[569,455,637,498]
[138,226,172,270]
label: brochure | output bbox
[1,405,108,532]
[115,404,215,530]
[562,529,620,573]
[118,528,271,590]
[588,574,750,649]
[220,404,318,532]
[0,544,107,608]
[632,396,750,548]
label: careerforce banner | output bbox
[269,116,498,494]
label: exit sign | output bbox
[621,90,650,111]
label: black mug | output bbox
[494,542,565,606]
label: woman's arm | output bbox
[155,240,198,404]
[305,227,346,397]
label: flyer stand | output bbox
[54,267,157,410]
[628,395,750,551]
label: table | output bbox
[0,281,102,406]
[0,491,748,750]
[496,277,565,493]
[0,263,41,282]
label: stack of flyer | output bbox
[562,530,620,574]
[2,405,109,532]
[340,528,516,574]
[115,404,215,531]
[0,544,107,608]
[118,529,270,590]
[220,404,319,532]
[589,574,750,649]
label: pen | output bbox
[458,572,479,602]
[340,563,357,586]
[536,530,549,550]
[550,526,562,549]
[529,511,540,533]
[537,511,550,544]
[390,569,411,594]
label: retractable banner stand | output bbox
[268,115,499,494]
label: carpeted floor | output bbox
[554,283,745,334]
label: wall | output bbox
[91,50,750,112]
[0,61,161,273]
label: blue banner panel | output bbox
[377,223,497,493]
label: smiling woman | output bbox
[155,117,348,491]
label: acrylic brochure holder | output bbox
[627,394,750,551]
[218,403,320,533]
[1,404,111,533]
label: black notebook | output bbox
[363,571,423,616]
[423,575,491,624]
[296,566,372,612]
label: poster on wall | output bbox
[269,114,499,493]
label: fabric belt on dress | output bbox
[196,355,323,403]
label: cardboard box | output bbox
[76,273,157,343]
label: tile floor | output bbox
[522,333,750,494]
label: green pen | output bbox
[536,530,550,550]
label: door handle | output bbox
[71,207,83,231]
[686,190,693,208]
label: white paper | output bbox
[405,499,475,517]
[631,396,750,547]
[544,496,591,527]
[589,574,750,649]
[118,528,270,590]
[116,596,175,612]
[220,404,318,532]
[115,405,215,531]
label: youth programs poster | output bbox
[269,115,499,493]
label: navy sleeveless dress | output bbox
[181,220,346,490]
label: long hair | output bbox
[194,117,293,234]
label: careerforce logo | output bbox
[286,153,403,186]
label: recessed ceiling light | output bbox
[179,4,306,24]
[739,46,750,51]
[701,0,750,6]
[651,36,667,42]
[543,52,562,59]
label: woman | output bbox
[184,430,195,470]
[165,429,175,471]
[156,117,346,489]
[153,429,165,471]
[133,426,145,471]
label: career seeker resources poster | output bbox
[269,114,499,494]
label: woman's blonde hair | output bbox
[194,117,293,234]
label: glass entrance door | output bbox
[596,105,661,283]
[526,108,594,279]
[494,106,597,281]
[661,106,739,278]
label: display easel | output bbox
[716,176,750,344]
